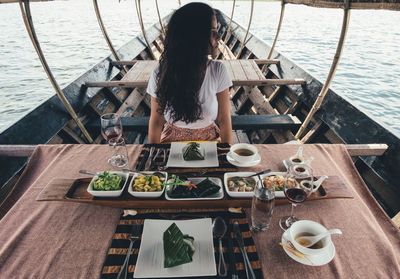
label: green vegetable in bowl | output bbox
[93,171,123,191]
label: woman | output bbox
[147,2,232,144]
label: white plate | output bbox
[127,171,168,198]
[165,177,223,200]
[166,142,219,168]
[281,230,335,266]
[223,172,260,198]
[259,172,286,198]
[86,171,129,197]
[226,151,261,167]
[134,218,216,278]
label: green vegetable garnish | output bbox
[93,171,123,191]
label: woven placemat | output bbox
[101,211,263,279]
[135,143,236,173]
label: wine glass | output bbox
[101,113,122,142]
[279,163,313,230]
[101,113,123,166]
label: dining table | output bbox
[0,143,399,279]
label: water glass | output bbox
[251,179,275,232]
[108,137,128,167]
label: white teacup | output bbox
[230,143,258,163]
[288,220,332,256]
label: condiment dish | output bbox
[86,171,129,197]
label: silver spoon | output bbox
[296,229,342,248]
[213,217,227,277]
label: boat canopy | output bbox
[284,0,400,11]
[1,0,399,11]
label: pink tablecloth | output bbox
[0,144,399,278]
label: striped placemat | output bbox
[101,211,263,279]
[135,143,236,173]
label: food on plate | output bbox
[182,142,204,161]
[167,175,220,198]
[227,176,256,192]
[132,174,165,192]
[263,175,296,191]
[163,223,195,268]
[93,171,123,191]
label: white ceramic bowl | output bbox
[224,172,260,198]
[288,220,332,256]
[128,171,167,199]
[87,171,129,197]
[258,172,286,198]
[229,143,258,163]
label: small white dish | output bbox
[134,218,216,278]
[226,151,261,167]
[224,172,260,198]
[259,172,286,198]
[128,171,168,199]
[281,230,335,266]
[87,171,129,197]
[166,142,219,168]
[165,177,223,200]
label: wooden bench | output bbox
[84,114,301,133]
[85,60,305,88]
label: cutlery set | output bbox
[214,218,256,279]
[143,147,169,171]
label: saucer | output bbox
[226,151,261,167]
[281,230,335,266]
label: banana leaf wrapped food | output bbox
[182,142,204,161]
[163,223,195,268]
[168,177,221,199]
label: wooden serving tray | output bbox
[36,175,354,208]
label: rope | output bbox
[296,0,351,140]
[135,0,157,60]
[93,0,128,74]
[19,0,93,143]
[236,0,254,58]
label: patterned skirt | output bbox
[160,122,221,143]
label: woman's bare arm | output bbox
[148,96,164,143]
[217,89,232,144]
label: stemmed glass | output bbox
[101,113,122,142]
[101,113,126,167]
[279,163,313,230]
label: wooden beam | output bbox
[0,143,389,158]
[345,144,388,156]
[392,211,400,228]
[111,60,138,66]
[85,78,305,89]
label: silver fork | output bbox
[117,224,142,279]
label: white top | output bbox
[147,60,233,129]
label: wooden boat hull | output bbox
[0,10,399,217]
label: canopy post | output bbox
[262,0,286,73]
[135,0,157,60]
[93,0,128,74]
[155,0,165,36]
[236,0,254,58]
[18,0,93,143]
[223,0,236,45]
[295,0,351,140]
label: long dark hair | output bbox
[156,2,214,124]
